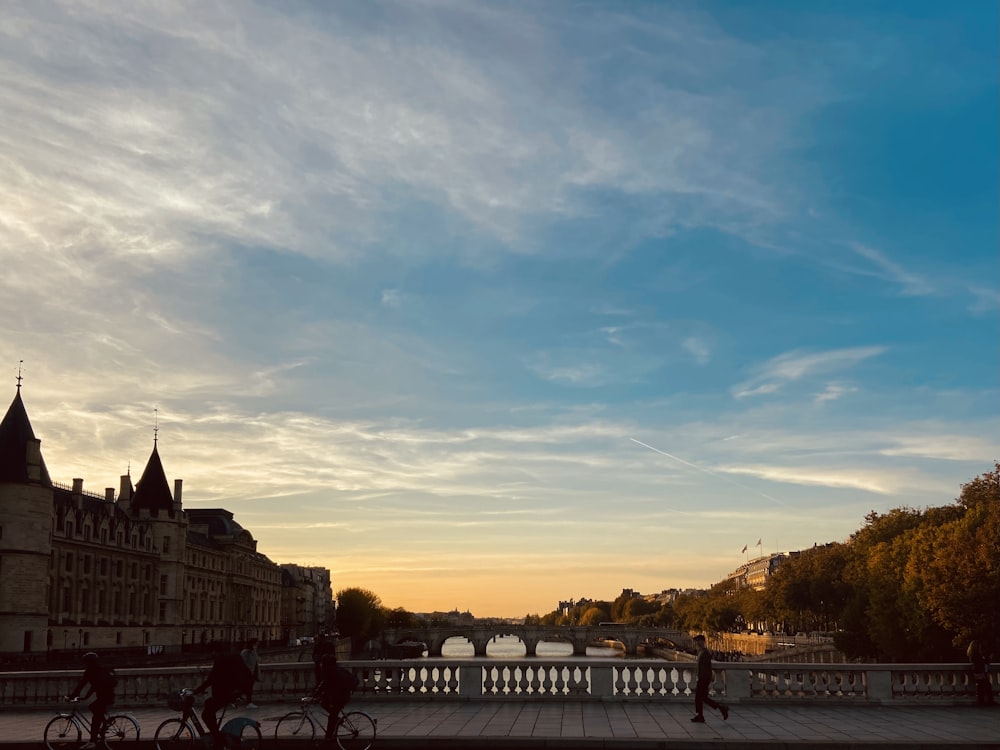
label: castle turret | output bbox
[131,437,187,647]
[0,385,54,653]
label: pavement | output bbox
[6,698,999,749]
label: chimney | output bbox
[72,478,84,508]
[118,475,132,513]
[105,488,115,502]
[25,439,42,482]
[173,479,183,512]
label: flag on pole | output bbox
[756,538,762,547]
[741,545,747,553]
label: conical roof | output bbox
[0,388,52,486]
[131,441,174,514]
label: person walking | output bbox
[67,651,117,750]
[240,638,260,709]
[968,640,996,707]
[690,634,729,723]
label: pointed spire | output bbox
[131,440,175,515]
[0,383,52,486]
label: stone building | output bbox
[280,563,334,642]
[0,383,319,656]
[725,551,798,591]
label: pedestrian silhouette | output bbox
[690,634,729,723]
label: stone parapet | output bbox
[0,659,990,710]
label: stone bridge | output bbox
[381,624,693,657]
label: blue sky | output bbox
[1,1,996,617]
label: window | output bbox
[100,558,108,576]
[64,554,72,572]
[159,575,168,595]
[159,601,167,621]
[83,556,91,574]
[162,535,171,554]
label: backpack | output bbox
[334,666,360,695]
[96,666,118,692]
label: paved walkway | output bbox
[6,699,999,748]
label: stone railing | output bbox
[0,660,992,710]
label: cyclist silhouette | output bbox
[315,653,358,739]
[195,651,251,748]
[68,651,117,749]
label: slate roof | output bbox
[131,442,175,515]
[0,388,52,486]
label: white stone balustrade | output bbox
[0,660,991,709]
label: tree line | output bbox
[333,464,998,663]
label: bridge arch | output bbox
[381,625,693,657]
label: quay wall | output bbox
[0,659,991,709]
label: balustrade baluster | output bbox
[553,666,567,695]
[0,660,983,707]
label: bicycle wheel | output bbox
[274,711,316,740]
[102,714,140,744]
[336,711,376,750]
[44,715,82,750]
[232,722,262,749]
[153,718,195,750]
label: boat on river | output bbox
[387,640,426,658]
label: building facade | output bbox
[725,551,798,591]
[280,563,334,642]
[0,385,327,656]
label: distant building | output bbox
[281,563,333,641]
[0,384,328,656]
[725,552,798,591]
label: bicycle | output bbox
[153,688,262,749]
[44,696,140,749]
[274,696,376,750]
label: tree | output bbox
[335,587,385,654]
[918,464,1000,652]
[385,607,418,629]
[579,606,611,626]
[622,597,660,622]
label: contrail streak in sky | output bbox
[630,438,789,507]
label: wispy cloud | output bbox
[733,347,885,399]
[848,243,937,296]
[814,383,858,403]
[0,1,995,616]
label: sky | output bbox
[1,1,997,619]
